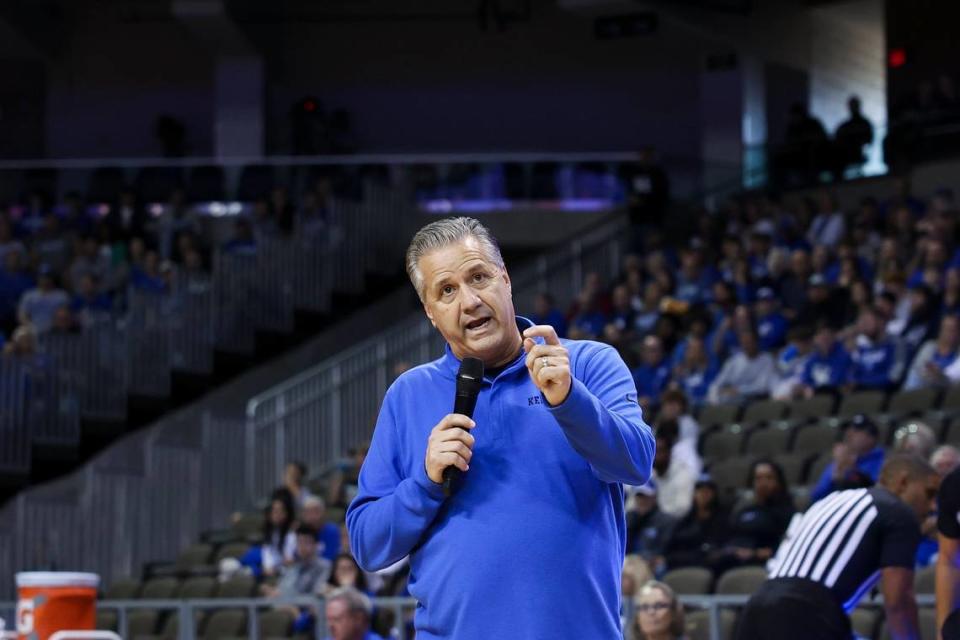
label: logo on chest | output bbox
[528,395,543,406]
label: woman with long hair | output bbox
[260,491,297,577]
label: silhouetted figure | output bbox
[832,96,873,179]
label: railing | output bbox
[0,181,411,480]
[0,594,936,640]
[245,212,630,502]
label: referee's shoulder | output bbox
[869,485,916,522]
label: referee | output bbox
[937,465,960,640]
[735,454,939,640]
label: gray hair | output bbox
[327,586,372,617]
[405,217,505,301]
[302,495,325,510]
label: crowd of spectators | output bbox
[526,177,960,591]
[0,182,332,362]
[228,456,392,638]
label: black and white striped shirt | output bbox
[768,486,920,612]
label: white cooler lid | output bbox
[15,572,100,589]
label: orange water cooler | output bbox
[15,572,99,640]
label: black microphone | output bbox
[443,357,484,496]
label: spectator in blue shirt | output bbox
[671,335,717,407]
[904,314,960,389]
[529,292,567,338]
[799,323,852,396]
[607,284,636,338]
[223,218,258,255]
[301,496,341,563]
[811,414,885,502]
[754,286,788,351]
[17,265,70,334]
[849,306,901,390]
[747,229,773,281]
[892,284,940,365]
[674,243,717,304]
[634,280,663,336]
[130,251,169,295]
[632,335,672,409]
[71,274,113,323]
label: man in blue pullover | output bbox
[346,217,655,640]
[811,414,885,502]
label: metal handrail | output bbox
[0,593,936,640]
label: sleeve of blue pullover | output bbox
[546,343,655,485]
[346,384,447,572]
[811,462,837,502]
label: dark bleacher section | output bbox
[0,164,406,499]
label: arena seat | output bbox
[942,384,960,413]
[259,609,295,638]
[836,390,886,422]
[886,387,940,418]
[741,399,789,428]
[174,543,215,573]
[216,574,256,598]
[662,567,713,595]
[202,609,247,639]
[701,428,746,461]
[105,577,141,599]
[215,542,252,563]
[127,609,160,638]
[773,452,810,486]
[715,566,768,595]
[697,404,741,430]
[745,425,791,457]
[684,608,736,640]
[709,458,754,504]
[792,424,838,456]
[231,511,263,539]
[785,394,835,426]
[96,610,118,632]
[140,577,180,600]
[177,576,217,599]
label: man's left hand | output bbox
[523,325,572,406]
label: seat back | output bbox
[661,567,713,595]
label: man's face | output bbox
[326,599,366,640]
[296,534,318,561]
[739,331,759,356]
[302,503,324,528]
[814,328,834,353]
[642,338,663,366]
[419,238,518,366]
[844,427,875,455]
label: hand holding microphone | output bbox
[424,357,484,496]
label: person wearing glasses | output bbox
[627,580,687,640]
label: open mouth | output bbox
[465,317,491,331]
